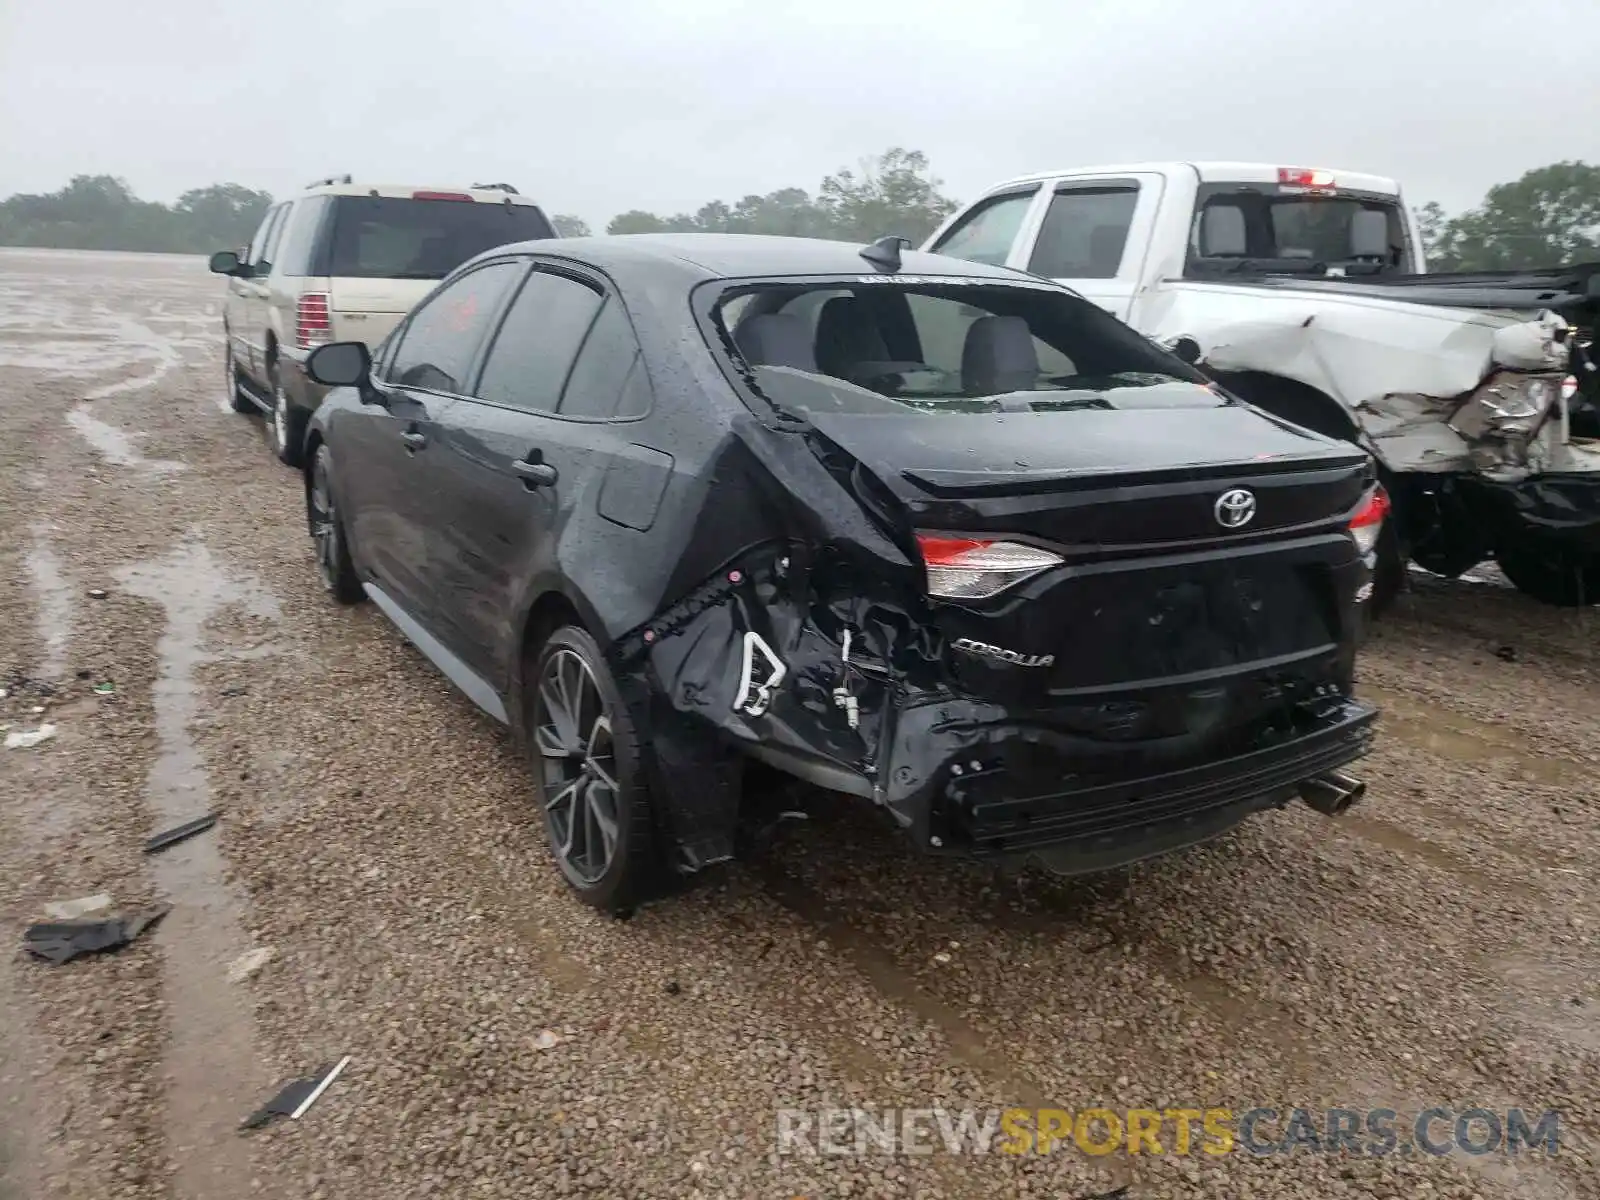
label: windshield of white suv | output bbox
[1185,183,1415,277]
[325,196,555,280]
[709,279,1219,418]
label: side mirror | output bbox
[306,341,372,388]
[1168,336,1203,366]
[209,249,243,276]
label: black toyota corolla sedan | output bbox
[300,232,1385,912]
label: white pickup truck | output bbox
[922,161,1600,607]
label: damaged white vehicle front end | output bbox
[1146,287,1600,604]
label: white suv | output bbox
[211,177,556,465]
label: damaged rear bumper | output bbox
[901,696,1377,874]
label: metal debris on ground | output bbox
[241,1056,352,1130]
[5,724,58,749]
[42,893,113,921]
[227,946,274,983]
[23,907,169,965]
[144,812,219,854]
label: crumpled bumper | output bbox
[1456,471,1600,551]
[893,696,1378,874]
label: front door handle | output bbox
[513,457,558,487]
[401,429,427,451]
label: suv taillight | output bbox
[296,293,332,350]
[1348,486,1390,555]
[916,534,1064,601]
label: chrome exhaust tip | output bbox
[1299,771,1366,817]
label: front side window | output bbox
[387,261,521,393]
[1028,186,1139,279]
[709,277,1213,419]
[929,190,1036,267]
[473,270,605,414]
[244,205,281,269]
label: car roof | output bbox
[296,183,542,205]
[476,232,1037,283]
[987,161,1402,196]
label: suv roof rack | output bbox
[471,182,519,194]
[305,174,354,189]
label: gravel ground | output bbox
[0,247,1596,1200]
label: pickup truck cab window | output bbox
[929,188,1037,266]
[1028,184,1140,279]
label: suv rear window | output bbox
[708,279,1215,418]
[324,196,555,280]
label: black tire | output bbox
[225,340,254,414]
[307,444,365,604]
[1495,540,1600,607]
[1368,517,1407,616]
[526,626,658,913]
[268,361,307,468]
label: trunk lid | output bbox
[805,405,1370,706]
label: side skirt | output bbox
[364,582,510,725]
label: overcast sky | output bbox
[4,0,1597,224]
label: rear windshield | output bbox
[325,196,555,280]
[1186,183,1414,277]
[708,277,1218,418]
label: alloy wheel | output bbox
[309,456,340,591]
[533,648,622,885]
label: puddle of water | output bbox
[1361,684,1585,789]
[1336,814,1535,898]
[113,542,280,1198]
[24,529,73,682]
[65,403,184,473]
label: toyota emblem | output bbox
[1214,488,1257,529]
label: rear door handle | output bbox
[401,430,427,450]
[513,457,558,487]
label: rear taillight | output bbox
[916,534,1064,601]
[1348,485,1390,555]
[295,292,331,350]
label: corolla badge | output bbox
[1213,488,1257,529]
[951,638,1055,668]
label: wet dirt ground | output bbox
[0,247,1596,1200]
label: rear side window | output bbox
[387,261,521,393]
[1028,186,1139,279]
[325,196,556,280]
[930,189,1035,266]
[559,300,651,419]
[473,270,604,413]
[275,196,332,277]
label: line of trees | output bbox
[3,154,1597,273]
[0,176,273,254]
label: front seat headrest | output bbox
[734,313,817,373]
[815,296,890,379]
[961,315,1040,395]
